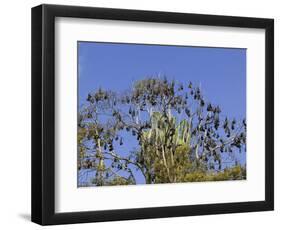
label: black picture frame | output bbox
[31,4,274,225]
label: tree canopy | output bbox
[78,77,246,186]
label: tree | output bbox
[78,77,246,186]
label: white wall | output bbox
[0,0,279,228]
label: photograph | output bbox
[77,42,247,187]
[30,4,274,225]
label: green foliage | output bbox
[105,177,135,186]
[183,165,246,182]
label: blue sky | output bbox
[78,41,246,185]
